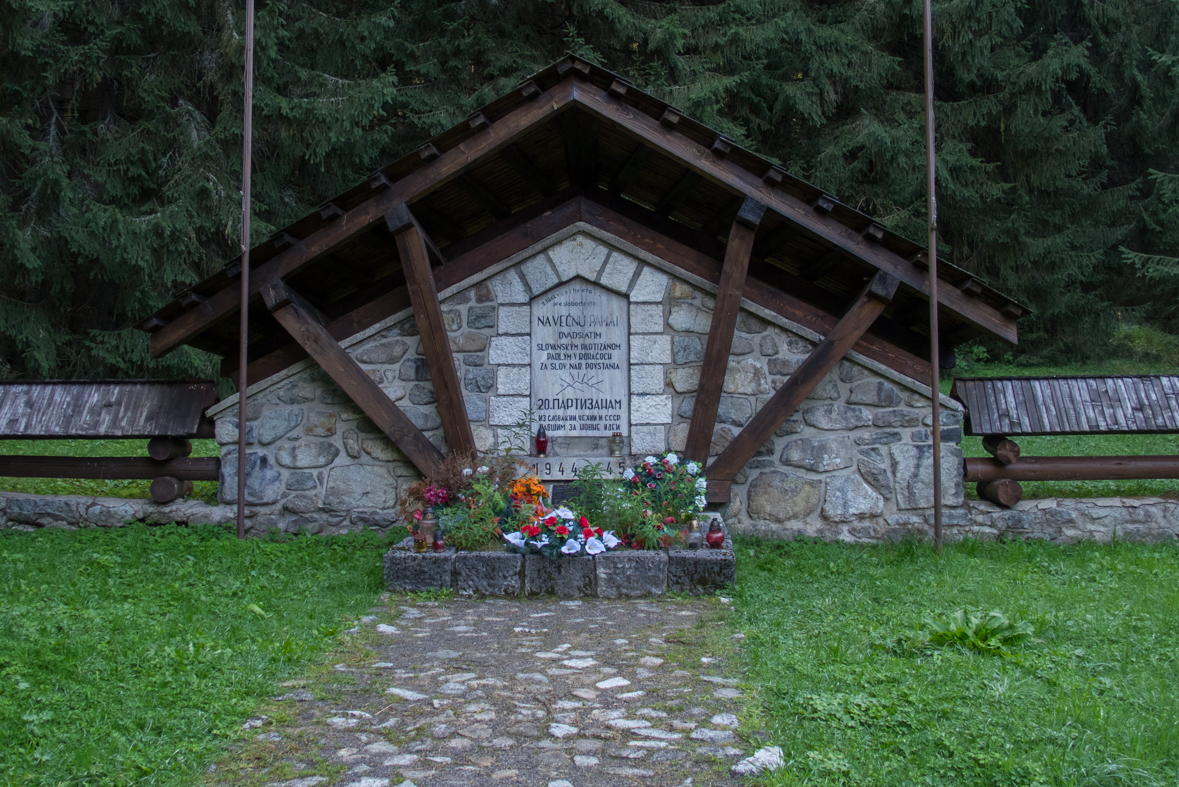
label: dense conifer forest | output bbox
[1,0,1177,380]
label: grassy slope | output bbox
[0,525,388,787]
[0,439,222,503]
[734,536,1179,786]
[947,359,1179,500]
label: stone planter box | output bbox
[382,519,735,597]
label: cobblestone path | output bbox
[213,595,752,787]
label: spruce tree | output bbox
[2,0,1176,378]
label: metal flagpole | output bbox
[236,0,255,539]
[923,0,943,553]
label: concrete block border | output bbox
[382,520,736,597]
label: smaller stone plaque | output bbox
[526,456,626,481]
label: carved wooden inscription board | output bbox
[531,279,629,437]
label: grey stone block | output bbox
[667,548,736,595]
[595,550,667,598]
[524,555,596,597]
[384,549,455,593]
[455,552,522,596]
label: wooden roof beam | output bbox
[566,79,1016,344]
[387,204,476,457]
[608,144,653,196]
[799,248,844,282]
[227,196,586,388]
[707,270,899,491]
[499,143,559,197]
[752,223,796,260]
[685,197,766,461]
[147,78,579,359]
[561,112,599,187]
[455,172,512,220]
[261,279,445,478]
[654,171,701,217]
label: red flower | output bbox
[544,514,557,526]
[647,482,656,489]
[523,524,541,537]
[664,516,676,525]
[583,527,594,539]
[656,472,664,479]
[578,515,590,529]
[555,524,569,536]
[413,509,423,521]
[594,527,603,537]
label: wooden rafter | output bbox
[684,196,766,461]
[577,195,932,382]
[148,78,581,359]
[260,279,445,478]
[565,79,1016,344]
[609,144,653,195]
[654,171,702,216]
[387,204,476,457]
[499,143,558,197]
[229,195,586,387]
[705,271,900,494]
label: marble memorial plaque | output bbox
[532,279,629,437]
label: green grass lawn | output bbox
[946,359,1179,500]
[734,536,1179,786]
[0,524,388,787]
[0,439,222,504]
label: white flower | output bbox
[686,461,700,475]
[584,537,606,556]
[560,538,582,555]
[695,495,707,508]
[529,535,550,549]
[695,477,708,491]
[477,465,489,474]
[601,531,621,549]
[622,468,636,481]
[553,507,575,520]
[665,452,679,465]
[504,532,526,548]
[643,455,658,464]
[462,467,473,476]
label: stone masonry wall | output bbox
[205,228,969,538]
[3,490,1176,545]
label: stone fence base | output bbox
[2,490,1175,546]
[732,496,1179,544]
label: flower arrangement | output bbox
[501,500,622,559]
[622,452,708,525]
[395,451,711,557]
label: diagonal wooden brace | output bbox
[261,279,445,479]
[705,270,899,497]
[387,204,477,458]
[684,196,766,461]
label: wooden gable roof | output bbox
[138,56,1023,387]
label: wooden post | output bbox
[261,280,446,479]
[981,435,1021,465]
[147,437,193,462]
[237,0,255,539]
[706,271,899,488]
[151,477,194,504]
[684,196,766,461]
[976,479,1023,507]
[388,204,477,458]
[922,0,942,552]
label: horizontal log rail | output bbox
[0,456,221,481]
[964,456,1179,483]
